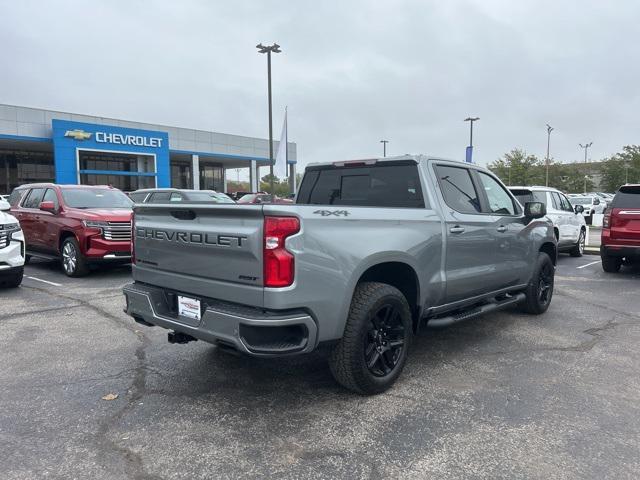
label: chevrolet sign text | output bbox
[96,132,163,148]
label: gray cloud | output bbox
[1,0,639,169]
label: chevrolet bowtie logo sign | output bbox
[64,129,92,141]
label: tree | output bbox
[488,149,544,186]
[259,174,291,196]
[600,145,640,192]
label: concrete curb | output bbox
[583,248,600,256]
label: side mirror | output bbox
[0,199,10,212]
[524,201,546,219]
[39,200,56,213]
[574,205,584,214]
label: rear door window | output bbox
[434,165,481,214]
[129,192,148,203]
[297,163,426,208]
[22,188,45,209]
[612,186,640,208]
[8,189,25,207]
[148,192,172,203]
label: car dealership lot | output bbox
[2,257,639,479]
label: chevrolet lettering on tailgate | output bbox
[135,227,247,248]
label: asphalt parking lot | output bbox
[2,255,639,479]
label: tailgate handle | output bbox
[170,210,196,220]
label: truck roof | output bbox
[305,154,478,169]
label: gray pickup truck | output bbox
[123,155,556,394]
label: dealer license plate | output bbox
[178,295,201,321]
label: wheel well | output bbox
[358,262,420,328]
[58,231,77,253]
[539,242,557,265]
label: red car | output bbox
[601,184,640,272]
[9,184,133,277]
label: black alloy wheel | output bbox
[364,304,406,377]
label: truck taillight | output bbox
[131,212,136,264]
[263,216,300,288]
[603,212,611,229]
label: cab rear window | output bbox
[612,186,640,208]
[296,163,426,208]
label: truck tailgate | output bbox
[132,204,264,307]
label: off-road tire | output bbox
[520,252,554,315]
[61,237,89,277]
[1,267,23,288]
[570,229,586,257]
[329,282,412,395]
[601,254,622,273]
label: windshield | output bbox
[571,197,593,205]
[61,188,133,209]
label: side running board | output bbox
[427,292,526,328]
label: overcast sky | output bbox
[1,0,639,170]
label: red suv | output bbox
[9,184,133,277]
[601,184,640,272]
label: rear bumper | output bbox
[122,282,318,357]
[600,244,640,258]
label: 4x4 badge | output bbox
[313,210,350,217]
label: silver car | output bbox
[510,186,587,256]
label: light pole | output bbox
[579,142,593,193]
[545,124,553,186]
[464,117,479,163]
[380,140,389,157]
[256,42,281,195]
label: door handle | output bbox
[497,225,507,233]
[449,226,465,234]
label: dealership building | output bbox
[0,103,297,194]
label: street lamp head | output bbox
[256,42,282,54]
[546,124,554,133]
[464,117,480,122]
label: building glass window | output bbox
[79,173,155,191]
[171,160,192,189]
[199,162,224,191]
[0,149,55,193]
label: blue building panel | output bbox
[51,119,170,187]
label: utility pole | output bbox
[545,124,553,186]
[464,117,479,163]
[380,140,389,157]
[256,43,282,195]
[579,142,593,193]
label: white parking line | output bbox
[577,260,600,269]
[25,276,62,287]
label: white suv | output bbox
[509,186,587,257]
[0,199,25,287]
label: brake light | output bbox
[263,216,300,287]
[603,211,611,229]
[131,212,136,264]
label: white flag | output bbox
[275,107,288,180]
